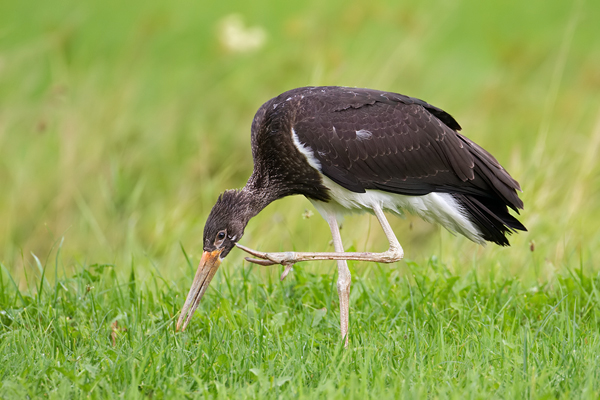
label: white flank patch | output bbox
[311,176,485,245]
[355,129,372,140]
[291,128,322,170]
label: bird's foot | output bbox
[236,243,296,280]
[236,243,297,265]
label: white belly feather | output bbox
[311,176,485,245]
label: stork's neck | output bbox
[238,180,280,222]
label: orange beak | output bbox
[176,249,223,331]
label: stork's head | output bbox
[203,190,253,256]
[176,190,253,331]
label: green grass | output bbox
[1,256,600,398]
[1,0,600,398]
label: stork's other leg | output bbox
[326,211,351,348]
[237,204,404,265]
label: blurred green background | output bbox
[1,0,599,283]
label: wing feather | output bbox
[291,87,522,209]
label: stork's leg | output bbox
[237,204,404,266]
[325,211,351,348]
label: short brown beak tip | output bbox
[175,317,187,332]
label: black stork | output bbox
[176,86,526,346]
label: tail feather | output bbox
[453,193,527,246]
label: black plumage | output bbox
[247,86,525,245]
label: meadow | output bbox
[1,0,600,398]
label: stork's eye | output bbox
[214,230,227,247]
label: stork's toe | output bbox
[236,243,267,258]
[244,257,277,266]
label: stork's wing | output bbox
[292,89,523,211]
